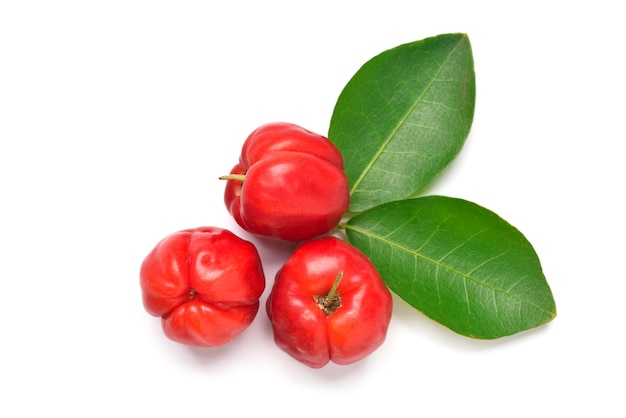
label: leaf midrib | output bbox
[349,35,467,197]
[345,223,554,316]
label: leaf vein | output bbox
[348,35,468,196]
[346,223,553,315]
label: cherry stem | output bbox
[219,174,246,182]
[315,271,344,316]
[326,271,343,302]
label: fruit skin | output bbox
[139,227,265,347]
[266,236,393,368]
[222,122,350,242]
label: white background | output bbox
[1,1,624,416]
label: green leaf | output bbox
[328,33,476,213]
[343,196,556,339]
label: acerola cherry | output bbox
[221,122,350,242]
[266,236,393,368]
[139,227,265,347]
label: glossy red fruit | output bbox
[221,122,350,242]
[266,236,393,368]
[140,227,265,347]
